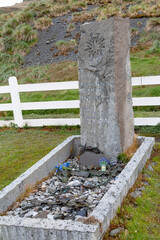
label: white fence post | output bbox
[9,77,23,127]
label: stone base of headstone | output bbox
[78,17,134,161]
[79,151,104,167]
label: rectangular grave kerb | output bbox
[0,136,155,240]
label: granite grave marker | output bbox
[78,18,134,163]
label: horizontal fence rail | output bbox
[132,76,160,86]
[132,97,160,106]
[18,81,79,92]
[0,76,160,127]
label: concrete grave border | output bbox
[0,136,155,240]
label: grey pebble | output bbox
[130,190,141,199]
[6,156,125,220]
[152,162,158,166]
[67,180,82,187]
[148,164,154,172]
[110,227,124,237]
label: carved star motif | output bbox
[85,33,105,58]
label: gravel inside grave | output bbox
[6,157,126,220]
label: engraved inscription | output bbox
[85,33,105,58]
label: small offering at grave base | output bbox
[110,157,118,166]
[99,157,109,171]
[55,162,70,172]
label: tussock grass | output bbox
[133,17,160,55]
[16,10,35,23]
[34,17,52,30]
[72,10,96,23]
[96,5,120,21]
[0,0,159,85]
[146,18,160,31]
[130,27,139,38]
[67,23,75,32]
[148,40,160,54]
[13,24,37,42]
[54,39,77,55]
[127,0,160,18]
[0,0,91,79]
[21,61,78,83]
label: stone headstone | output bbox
[78,17,134,160]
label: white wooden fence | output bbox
[0,76,160,127]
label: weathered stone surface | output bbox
[148,164,154,171]
[130,186,146,199]
[79,151,104,167]
[130,190,141,199]
[78,18,134,159]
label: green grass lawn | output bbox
[0,126,80,191]
[0,56,160,120]
[132,85,160,97]
[131,55,160,77]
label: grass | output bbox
[0,0,159,87]
[132,85,160,97]
[0,113,80,121]
[103,142,160,240]
[19,89,79,102]
[13,24,37,42]
[130,27,139,38]
[54,39,77,55]
[0,0,86,81]
[71,10,96,23]
[0,61,80,118]
[130,55,160,77]
[134,111,160,118]
[0,61,78,85]
[146,18,160,31]
[34,17,52,30]
[132,80,160,116]
[67,23,75,33]
[135,124,160,137]
[0,56,159,119]
[0,126,80,191]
